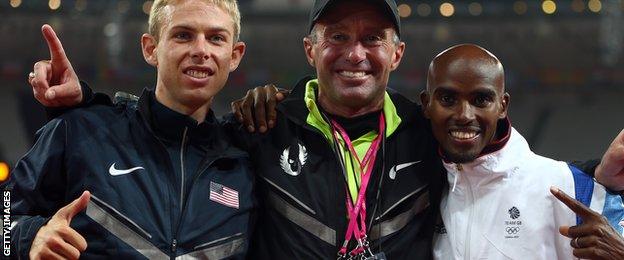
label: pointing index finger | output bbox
[41,24,71,68]
[550,186,596,220]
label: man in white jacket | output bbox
[421,44,624,259]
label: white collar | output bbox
[443,128,529,193]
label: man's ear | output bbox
[420,90,431,119]
[499,92,510,119]
[390,41,406,71]
[141,33,158,67]
[229,41,246,72]
[303,37,316,67]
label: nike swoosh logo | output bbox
[109,163,144,176]
[389,161,421,180]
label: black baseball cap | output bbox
[308,0,401,37]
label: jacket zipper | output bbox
[457,164,474,260]
[179,127,189,211]
[311,122,348,253]
[172,151,247,257]
[172,127,189,255]
[311,116,384,252]
[143,115,190,258]
[178,155,223,225]
[148,133,179,258]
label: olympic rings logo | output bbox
[505,227,520,234]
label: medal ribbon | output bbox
[331,114,385,257]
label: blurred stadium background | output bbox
[0,0,623,176]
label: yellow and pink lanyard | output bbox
[330,114,385,259]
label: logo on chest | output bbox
[279,142,308,176]
[108,163,144,176]
[504,206,522,239]
[209,181,240,209]
[389,161,421,180]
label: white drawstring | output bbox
[451,171,459,193]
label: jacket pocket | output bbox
[86,195,169,259]
[369,185,430,240]
[179,233,246,259]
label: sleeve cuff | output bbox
[10,216,51,259]
[44,81,94,120]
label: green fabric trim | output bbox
[304,79,334,142]
[303,79,402,203]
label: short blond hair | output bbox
[148,0,241,42]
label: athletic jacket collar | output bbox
[277,75,317,128]
[439,118,511,163]
[443,125,525,193]
[277,76,420,138]
[137,88,219,145]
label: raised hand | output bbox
[230,84,289,133]
[550,186,624,260]
[29,191,90,260]
[28,24,83,107]
[595,129,624,191]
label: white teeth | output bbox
[186,69,208,79]
[338,71,367,78]
[450,131,478,139]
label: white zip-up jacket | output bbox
[433,127,624,260]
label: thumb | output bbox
[46,81,82,104]
[276,89,290,101]
[58,191,91,222]
[275,92,285,102]
[559,225,571,238]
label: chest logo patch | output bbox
[279,142,308,176]
[389,161,421,180]
[108,163,144,176]
[209,181,239,209]
[504,206,522,239]
[508,206,520,219]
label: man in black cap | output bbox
[26,0,443,258]
[229,0,442,258]
[230,0,443,258]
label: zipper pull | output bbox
[450,164,462,193]
[171,238,177,253]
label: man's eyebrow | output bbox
[169,24,232,36]
[472,88,497,97]
[432,86,497,97]
[432,86,457,95]
[169,25,194,32]
[360,29,391,40]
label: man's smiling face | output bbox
[421,44,509,163]
[303,0,405,117]
[143,0,245,114]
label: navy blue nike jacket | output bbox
[3,89,255,259]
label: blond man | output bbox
[6,0,253,259]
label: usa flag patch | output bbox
[209,181,239,209]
